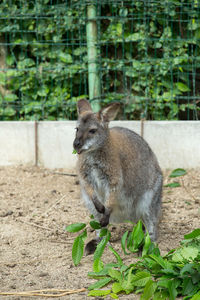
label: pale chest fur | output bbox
[79,155,110,203]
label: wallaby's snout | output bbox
[73,128,84,154]
[73,116,102,154]
[73,136,82,154]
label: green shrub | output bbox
[0,0,199,120]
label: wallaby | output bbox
[73,99,163,253]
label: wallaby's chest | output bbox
[80,157,109,196]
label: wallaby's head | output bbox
[73,99,120,154]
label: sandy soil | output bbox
[0,166,199,300]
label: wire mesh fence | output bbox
[0,0,200,120]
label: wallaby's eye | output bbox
[89,129,97,134]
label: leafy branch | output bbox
[66,218,200,299]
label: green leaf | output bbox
[121,231,130,255]
[142,233,152,256]
[172,251,183,263]
[182,277,195,296]
[100,228,109,237]
[88,289,111,297]
[130,220,144,251]
[72,149,77,154]
[65,223,86,233]
[131,271,152,287]
[89,268,111,278]
[108,246,123,266]
[6,55,15,66]
[184,229,200,240]
[108,269,122,282]
[3,107,16,116]
[18,58,35,69]
[72,235,84,266]
[79,229,87,241]
[94,232,111,261]
[93,258,104,273]
[180,263,195,276]
[191,292,200,300]
[4,94,18,102]
[112,282,123,293]
[59,52,73,63]
[157,279,169,289]
[153,291,168,300]
[73,47,87,56]
[160,268,178,276]
[172,246,199,262]
[169,168,187,178]
[141,280,157,300]
[88,277,112,290]
[168,280,178,300]
[121,267,135,293]
[90,220,101,230]
[0,72,6,85]
[176,82,190,92]
[164,182,181,188]
[116,23,122,36]
[148,254,169,269]
[181,247,199,261]
[110,292,119,299]
[119,7,128,17]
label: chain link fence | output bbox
[0,0,200,120]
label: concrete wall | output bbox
[0,121,199,169]
[0,122,35,166]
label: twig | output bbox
[19,219,55,232]
[0,288,86,297]
[51,172,77,177]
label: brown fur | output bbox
[73,99,163,250]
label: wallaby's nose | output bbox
[73,138,82,152]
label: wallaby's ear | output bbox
[77,99,92,115]
[98,103,120,123]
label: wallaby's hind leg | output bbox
[142,214,158,242]
[85,237,101,255]
[141,188,162,242]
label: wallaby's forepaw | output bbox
[92,196,105,214]
[85,239,99,255]
[99,213,110,227]
[91,195,111,227]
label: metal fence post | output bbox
[86,4,101,112]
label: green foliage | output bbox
[164,168,187,189]
[67,217,200,298]
[72,232,86,266]
[65,218,111,266]
[87,226,200,299]
[121,220,146,254]
[0,1,199,120]
[169,168,187,178]
[65,223,87,266]
[0,0,88,120]
[164,182,181,188]
[65,222,86,233]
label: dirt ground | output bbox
[0,166,199,300]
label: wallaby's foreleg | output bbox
[92,195,111,227]
[81,182,111,227]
